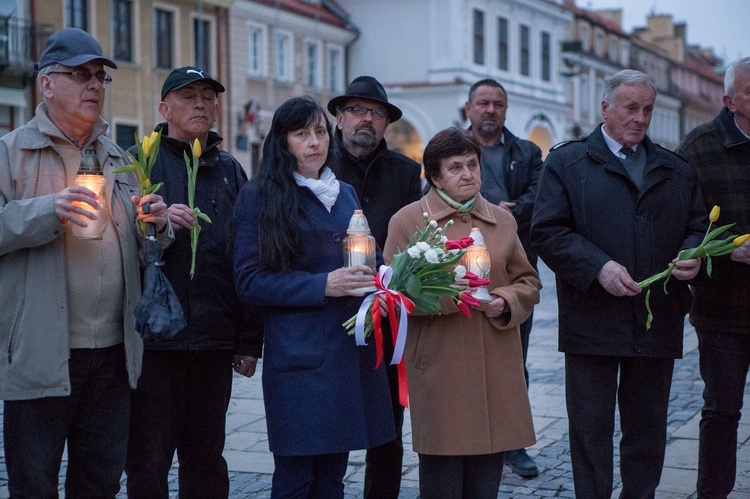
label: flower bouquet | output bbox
[637,205,750,329]
[342,213,490,407]
[343,213,489,360]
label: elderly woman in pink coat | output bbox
[384,128,541,498]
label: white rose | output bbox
[416,241,431,252]
[454,265,466,279]
[424,249,439,263]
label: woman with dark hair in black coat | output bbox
[233,96,395,498]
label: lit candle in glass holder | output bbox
[461,227,493,303]
[71,149,108,240]
[343,209,377,293]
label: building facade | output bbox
[31,0,234,152]
[226,0,357,174]
[342,0,572,160]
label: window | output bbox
[497,16,508,70]
[274,31,292,82]
[520,24,530,76]
[66,0,87,30]
[541,31,551,81]
[579,23,589,51]
[472,9,484,65]
[580,74,589,115]
[194,18,212,70]
[305,40,321,88]
[594,32,604,56]
[328,45,343,92]
[154,9,173,69]
[112,0,133,62]
[115,123,138,151]
[247,24,265,77]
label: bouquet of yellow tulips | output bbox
[637,205,750,329]
[183,139,212,279]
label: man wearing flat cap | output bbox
[0,28,171,496]
[327,75,422,498]
[125,66,263,498]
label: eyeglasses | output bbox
[341,105,388,120]
[49,69,113,85]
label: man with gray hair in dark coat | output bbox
[531,69,707,497]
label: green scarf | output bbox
[436,188,477,213]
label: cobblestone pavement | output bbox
[2,263,750,497]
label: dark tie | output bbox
[620,146,635,160]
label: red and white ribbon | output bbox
[354,265,414,407]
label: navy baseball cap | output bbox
[36,28,117,70]
[160,67,225,100]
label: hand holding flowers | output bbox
[637,205,750,329]
[343,213,490,353]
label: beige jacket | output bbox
[0,103,170,400]
[384,188,541,455]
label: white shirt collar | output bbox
[601,125,638,159]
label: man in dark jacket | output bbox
[676,57,750,497]
[465,77,543,477]
[327,76,422,499]
[125,67,262,498]
[531,70,706,497]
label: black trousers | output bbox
[4,345,130,498]
[364,350,405,499]
[696,330,750,498]
[565,353,674,499]
[418,452,505,499]
[125,349,234,499]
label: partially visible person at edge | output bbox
[233,96,395,498]
[676,56,750,498]
[531,69,707,498]
[125,66,263,499]
[0,28,172,497]
[464,77,544,478]
[326,75,422,499]
[385,127,540,499]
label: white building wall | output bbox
[343,0,571,153]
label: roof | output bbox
[250,0,352,29]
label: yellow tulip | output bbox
[149,131,159,143]
[142,135,152,157]
[192,138,202,158]
[734,234,750,246]
[709,205,720,222]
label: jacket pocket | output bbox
[6,298,23,364]
[412,322,431,372]
[265,312,326,372]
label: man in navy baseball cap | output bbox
[36,27,117,70]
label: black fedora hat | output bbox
[327,76,402,122]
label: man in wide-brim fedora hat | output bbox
[327,76,422,498]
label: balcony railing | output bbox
[0,16,52,87]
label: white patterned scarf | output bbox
[293,166,340,212]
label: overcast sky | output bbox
[582,0,749,64]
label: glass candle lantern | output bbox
[343,209,377,293]
[461,227,493,303]
[70,149,108,240]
